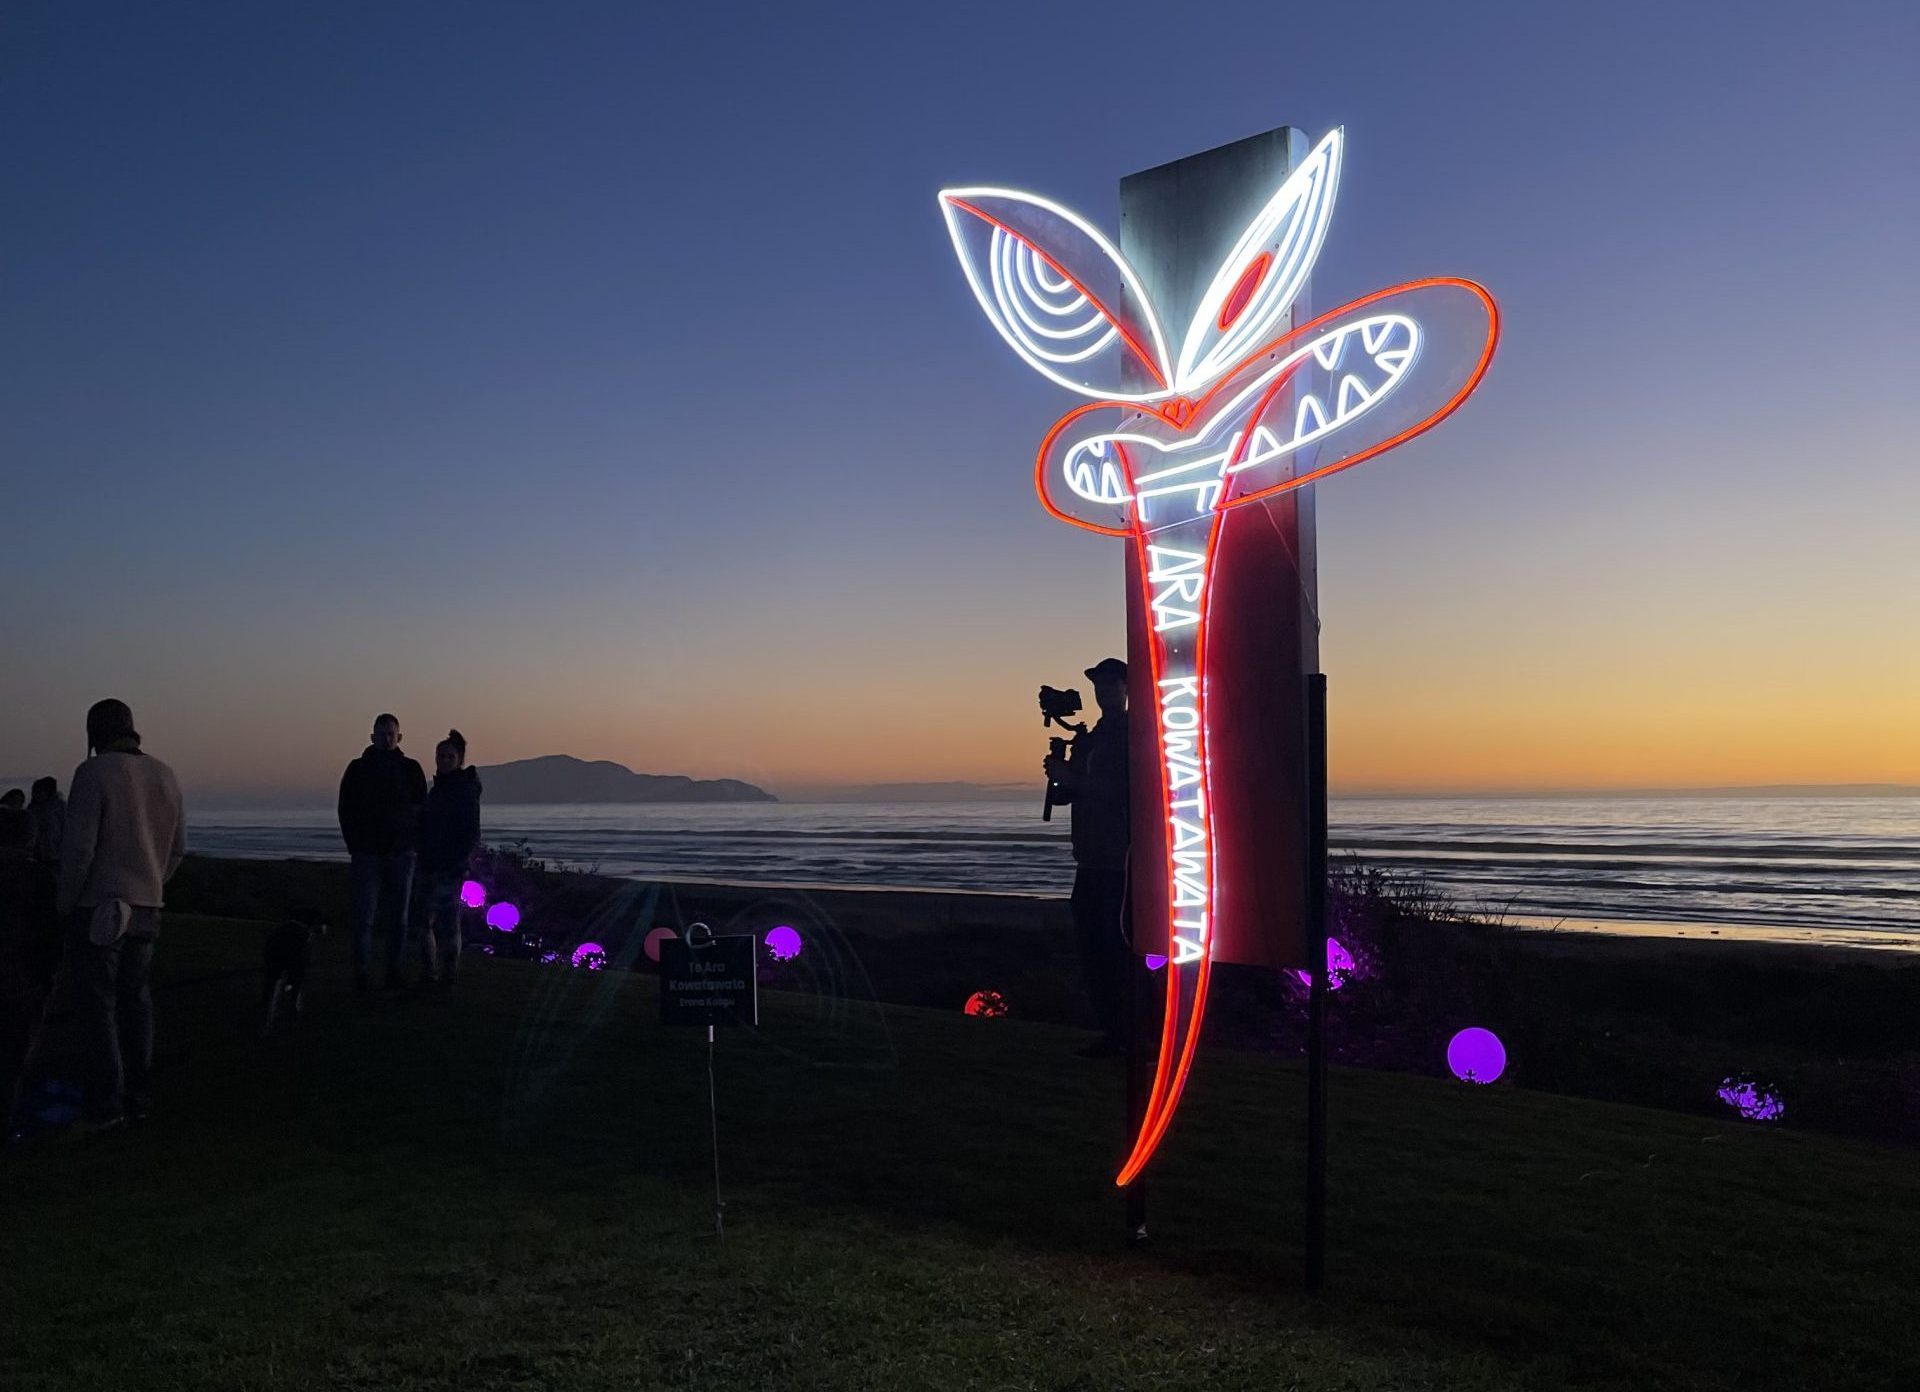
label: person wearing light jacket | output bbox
[21,699,186,1132]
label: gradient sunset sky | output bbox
[3,1,1915,801]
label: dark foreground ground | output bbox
[4,911,1919,1391]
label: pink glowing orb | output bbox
[964,990,1009,1018]
[459,879,487,910]
[1291,937,1357,992]
[484,901,520,933]
[571,941,608,971]
[1447,1027,1507,1084]
[1717,1076,1785,1122]
[765,925,803,962]
[1144,954,1168,971]
[643,927,677,963]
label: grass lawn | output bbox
[4,916,1917,1390]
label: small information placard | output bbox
[659,934,759,1027]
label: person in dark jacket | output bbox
[337,713,427,992]
[1041,657,1132,1057]
[416,730,481,990]
[27,777,65,867]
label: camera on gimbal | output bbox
[1037,685,1088,822]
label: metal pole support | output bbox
[1305,673,1329,1292]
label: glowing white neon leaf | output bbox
[1174,128,1343,394]
[939,188,1173,402]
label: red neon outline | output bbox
[944,196,1170,392]
[1018,277,1501,1185]
[1032,278,1500,536]
[1217,252,1272,330]
[1113,507,1223,1187]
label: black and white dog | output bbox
[261,911,328,1036]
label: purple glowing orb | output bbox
[484,901,520,933]
[571,941,608,971]
[1717,1076,1785,1122]
[459,879,487,910]
[1447,1027,1507,1085]
[1144,954,1168,972]
[643,927,677,963]
[765,925,803,962]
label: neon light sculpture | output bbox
[941,130,1498,1184]
[459,879,487,910]
[485,901,521,933]
[570,941,608,971]
[765,925,804,962]
[1447,1028,1507,1084]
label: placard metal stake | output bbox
[1304,673,1329,1292]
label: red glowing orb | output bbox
[964,990,1009,1018]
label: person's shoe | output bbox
[1077,1037,1125,1059]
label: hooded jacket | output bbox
[337,746,428,856]
[419,766,482,874]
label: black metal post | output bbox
[1124,946,1149,1245]
[1304,673,1329,1292]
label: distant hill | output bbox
[476,755,775,804]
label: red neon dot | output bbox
[1217,252,1272,330]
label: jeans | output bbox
[349,852,416,976]
[418,871,464,982]
[13,909,159,1123]
[1071,865,1132,1044]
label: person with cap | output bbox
[1041,657,1132,1058]
[337,713,428,992]
[15,699,186,1133]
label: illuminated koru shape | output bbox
[940,129,1500,1186]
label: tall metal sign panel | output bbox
[1120,128,1318,976]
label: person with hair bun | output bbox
[416,730,481,991]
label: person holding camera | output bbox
[1041,656,1132,1059]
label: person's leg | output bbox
[1072,868,1126,1047]
[442,889,463,985]
[418,892,441,984]
[382,853,416,984]
[73,922,125,1122]
[1088,868,1129,1045]
[348,854,380,987]
[117,917,157,1118]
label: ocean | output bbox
[186,796,1920,951]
